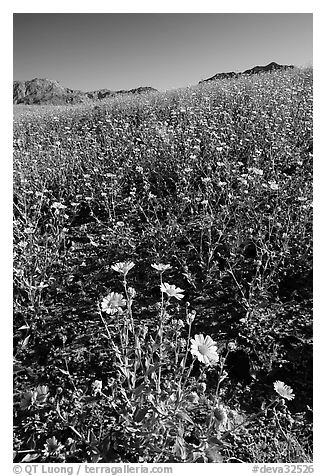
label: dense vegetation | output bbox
[13,68,313,463]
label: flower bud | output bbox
[227,341,237,351]
[186,310,196,325]
[128,287,136,299]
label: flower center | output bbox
[198,344,209,356]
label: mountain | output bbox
[13,78,157,105]
[199,71,241,83]
[13,79,86,105]
[199,62,295,84]
[242,61,294,75]
[13,63,296,104]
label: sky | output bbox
[13,13,312,92]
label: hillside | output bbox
[13,78,157,105]
[14,62,295,105]
[199,61,294,84]
[13,67,313,463]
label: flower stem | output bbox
[208,349,230,430]
[178,319,192,389]
[157,273,165,395]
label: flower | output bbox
[111,261,135,276]
[273,381,295,401]
[151,263,171,273]
[101,292,126,315]
[227,341,237,351]
[160,282,184,300]
[190,334,219,365]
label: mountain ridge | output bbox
[199,61,295,84]
[13,78,158,105]
[13,62,296,105]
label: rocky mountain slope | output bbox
[14,62,296,105]
[199,61,295,84]
[13,78,157,105]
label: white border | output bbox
[3,3,322,475]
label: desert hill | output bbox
[199,61,294,84]
[13,78,157,105]
[13,62,296,105]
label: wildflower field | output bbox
[13,68,313,463]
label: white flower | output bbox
[111,261,135,276]
[190,334,219,365]
[101,292,126,315]
[151,263,171,273]
[273,381,295,401]
[160,282,184,300]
